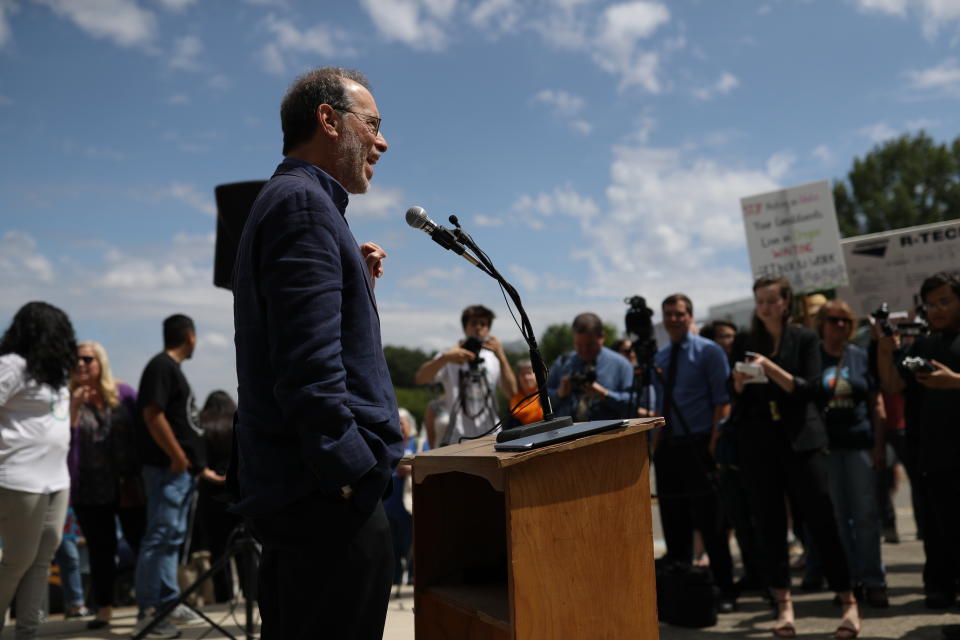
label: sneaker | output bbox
[65,605,92,618]
[132,610,181,639]
[883,526,900,544]
[169,603,204,627]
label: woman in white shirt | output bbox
[0,301,77,640]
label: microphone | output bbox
[405,206,480,268]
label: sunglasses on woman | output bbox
[825,316,852,326]
[78,356,96,364]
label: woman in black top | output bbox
[732,277,860,639]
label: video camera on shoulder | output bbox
[570,363,598,388]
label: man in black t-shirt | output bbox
[133,314,215,636]
[878,271,960,610]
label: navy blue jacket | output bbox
[232,158,403,517]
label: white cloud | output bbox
[812,144,832,163]
[153,0,196,11]
[0,0,17,49]
[170,34,202,70]
[859,122,899,143]
[209,74,230,90]
[854,0,960,39]
[359,0,457,51]
[35,0,157,48]
[257,14,355,74]
[532,89,593,134]
[470,0,521,32]
[401,265,465,289]
[906,117,940,130]
[691,71,739,100]
[0,94,12,106]
[512,185,600,227]
[558,144,783,309]
[905,58,960,93]
[348,184,405,219]
[765,151,795,180]
[474,214,504,227]
[167,182,217,216]
[0,231,55,283]
[591,1,670,91]
[168,94,189,105]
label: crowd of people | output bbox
[413,270,959,639]
[0,307,240,638]
[2,61,958,640]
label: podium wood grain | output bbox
[408,418,662,640]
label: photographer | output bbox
[877,271,960,609]
[415,305,516,446]
[546,313,633,422]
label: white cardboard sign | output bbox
[740,180,849,293]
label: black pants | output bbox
[654,435,734,593]
[740,445,850,591]
[918,470,960,595]
[249,496,393,640]
[194,488,243,602]
[73,502,146,607]
[718,465,764,585]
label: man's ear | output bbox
[316,104,340,138]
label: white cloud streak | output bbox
[257,14,355,74]
[35,0,157,48]
[169,34,202,70]
[359,0,457,51]
[854,0,960,39]
[691,71,739,100]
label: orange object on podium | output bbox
[404,417,663,639]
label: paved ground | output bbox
[5,474,958,639]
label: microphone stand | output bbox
[446,217,573,441]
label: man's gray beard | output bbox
[337,123,369,194]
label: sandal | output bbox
[773,599,797,638]
[835,597,861,639]
[834,618,860,639]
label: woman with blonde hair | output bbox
[68,341,144,630]
[816,299,888,608]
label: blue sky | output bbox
[2,0,960,399]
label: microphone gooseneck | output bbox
[404,206,482,269]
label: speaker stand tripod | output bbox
[132,523,260,640]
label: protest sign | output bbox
[740,180,849,293]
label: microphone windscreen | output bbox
[405,206,428,229]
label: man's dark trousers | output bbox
[654,433,734,596]
[249,495,393,640]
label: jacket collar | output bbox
[274,157,350,216]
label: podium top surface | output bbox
[404,417,662,491]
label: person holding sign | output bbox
[730,277,860,639]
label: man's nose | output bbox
[375,131,388,153]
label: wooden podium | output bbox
[405,417,663,640]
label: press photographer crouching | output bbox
[876,271,960,610]
[414,305,517,446]
[546,313,633,422]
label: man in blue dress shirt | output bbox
[652,293,736,612]
[232,67,403,640]
[546,313,634,421]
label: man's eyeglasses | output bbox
[825,316,852,326]
[78,356,96,365]
[335,108,381,136]
[922,297,958,312]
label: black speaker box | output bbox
[213,181,266,290]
